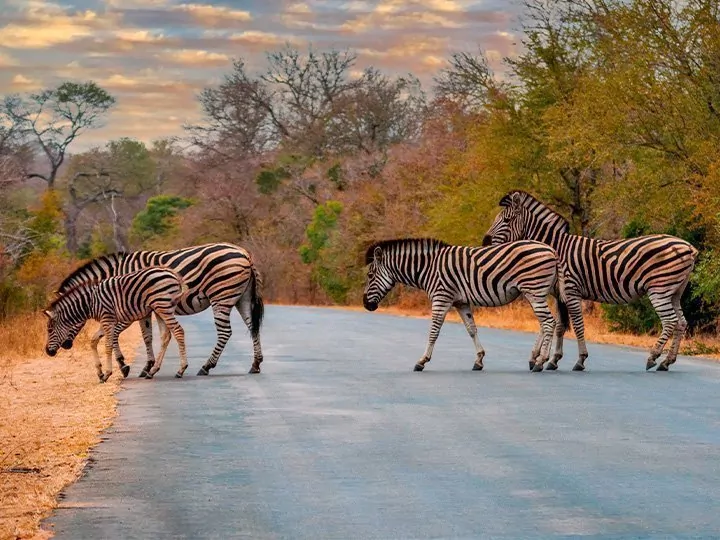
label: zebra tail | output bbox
[250,266,264,338]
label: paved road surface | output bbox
[47,306,720,539]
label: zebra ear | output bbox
[373,246,383,261]
[43,309,55,319]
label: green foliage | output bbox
[299,201,343,264]
[299,201,352,303]
[256,167,289,194]
[28,190,65,254]
[327,163,346,190]
[131,195,194,245]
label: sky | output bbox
[0,0,521,150]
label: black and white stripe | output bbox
[45,267,188,382]
[484,191,699,371]
[56,243,264,377]
[363,238,560,371]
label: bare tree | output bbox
[3,81,116,190]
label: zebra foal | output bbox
[363,238,560,371]
[484,191,698,371]
[45,267,189,382]
[56,243,264,377]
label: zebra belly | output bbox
[175,294,211,316]
[465,287,521,308]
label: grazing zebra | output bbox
[55,243,264,377]
[45,267,188,382]
[483,191,699,371]
[363,238,560,371]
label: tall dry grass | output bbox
[0,312,140,539]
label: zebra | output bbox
[55,243,264,378]
[45,267,189,382]
[483,190,699,372]
[363,238,560,371]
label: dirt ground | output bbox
[0,322,141,540]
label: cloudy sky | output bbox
[0,0,521,149]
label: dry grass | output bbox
[0,313,141,540]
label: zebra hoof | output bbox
[175,372,184,378]
[572,362,585,372]
[249,366,261,374]
[532,363,544,372]
[121,365,130,378]
[645,359,657,371]
[138,370,148,378]
[545,361,558,371]
[413,364,425,372]
[528,360,535,371]
[145,372,154,380]
[656,363,669,372]
[197,367,209,376]
[472,363,483,371]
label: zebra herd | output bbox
[43,191,698,380]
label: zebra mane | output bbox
[365,238,449,265]
[56,252,128,295]
[499,190,570,233]
[48,279,99,309]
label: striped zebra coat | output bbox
[56,243,264,377]
[363,238,560,372]
[483,191,699,371]
[45,267,188,382]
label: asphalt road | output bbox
[47,306,720,539]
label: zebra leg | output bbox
[645,290,680,371]
[111,321,132,378]
[528,333,543,371]
[198,304,233,376]
[138,316,157,378]
[154,311,188,379]
[90,327,104,382]
[663,277,691,368]
[527,296,556,373]
[146,315,172,379]
[564,295,589,371]
[454,304,486,371]
[236,297,263,374]
[415,298,451,372]
[99,320,115,383]
[547,298,569,371]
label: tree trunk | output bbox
[64,208,80,255]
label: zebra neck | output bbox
[387,251,437,291]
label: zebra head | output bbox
[483,191,528,246]
[43,304,85,357]
[363,246,396,311]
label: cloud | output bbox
[0,1,119,49]
[0,52,18,67]
[162,49,231,67]
[173,3,252,25]
[11,73,40,89]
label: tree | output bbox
[4,81,116,189]
[131,195,194,245]
[60,138,159,254]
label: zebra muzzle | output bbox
[363,295,378,312]
[45,346,57,357]
[61,339,73,350]
[482,235,493,247]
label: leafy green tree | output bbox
[131,195,194,245]
[299,201,352,302]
